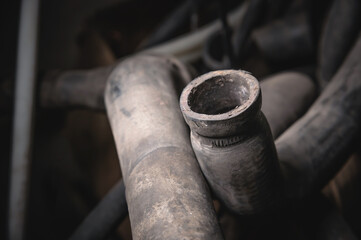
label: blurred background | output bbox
[1,0,360,239]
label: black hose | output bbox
[140,0,204,49]
[317,0,361,89]
[217,0,235,68]
[233,0,265,61]
[69,179,128,240]
[202,0,266,70]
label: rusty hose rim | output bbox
[180,69,261,137]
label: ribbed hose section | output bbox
[180,70,281,215]
[189,113,281,215]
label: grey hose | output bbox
[105,54,223,239]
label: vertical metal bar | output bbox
[8,0,40,239]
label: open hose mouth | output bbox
[182,70,259,119]
[180,70,260,137]
[188,73,252,115]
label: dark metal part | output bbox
[105,54,223,239]
[69,180,127,240]
[8,0,39,238]
[180,70,281,215]
[317,0,361,89]
[277,34,361,199]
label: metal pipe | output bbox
[277,33,361,199]
[69,179,128,240]
[180,70,282,215]
[105,54,223,239]
[8,0,40,239]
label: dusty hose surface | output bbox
[277,34,361,199]
[180,70,281,215]
[105,54,223,239]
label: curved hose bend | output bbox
[105,54,223,239]
[277,34,361,199]
[180,70,282,215]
